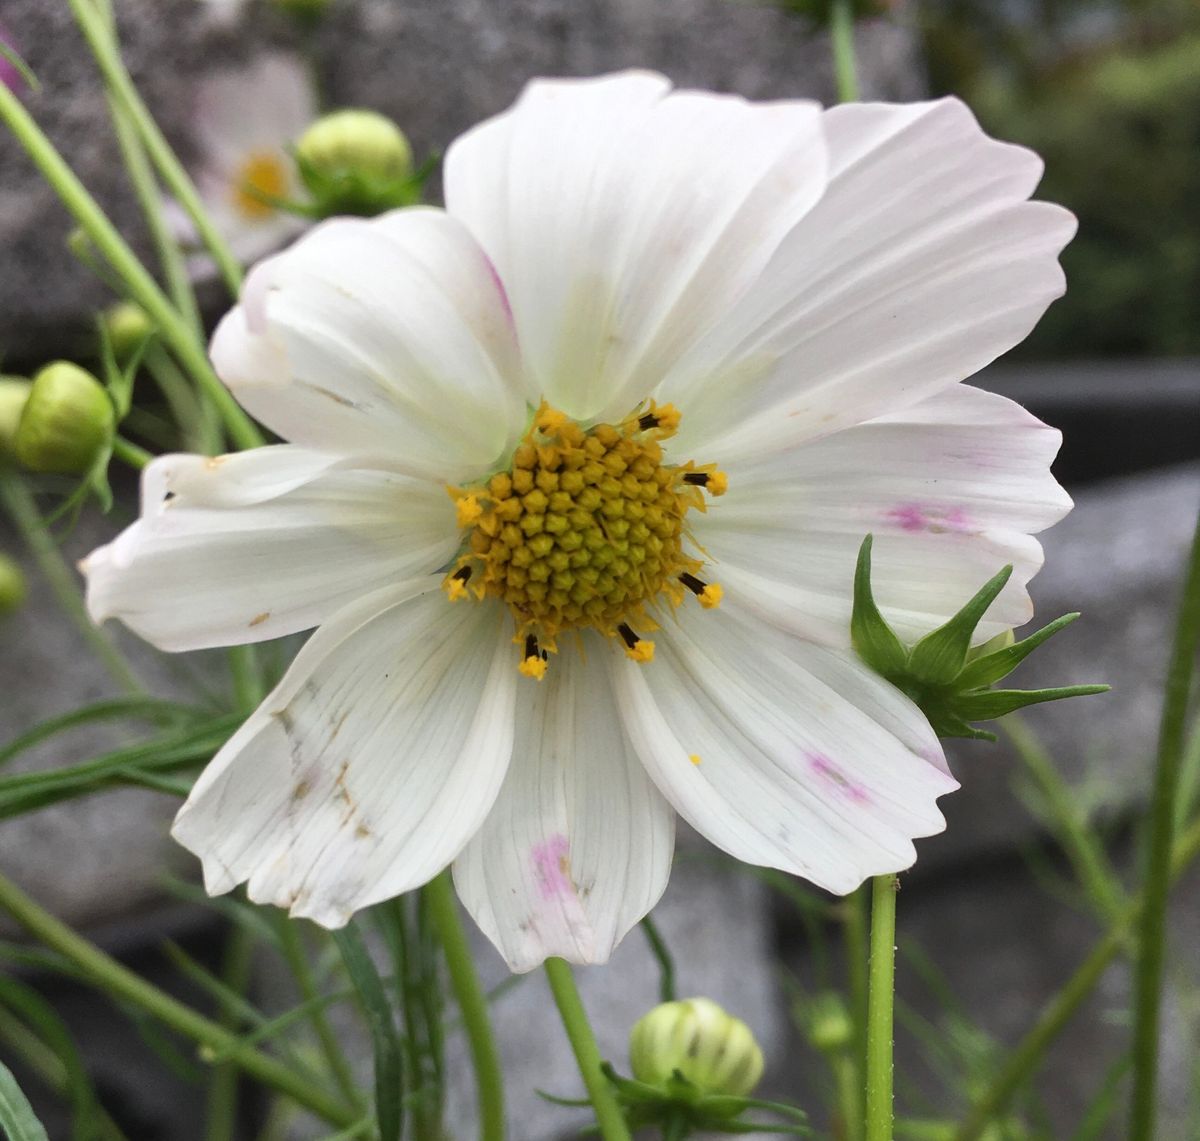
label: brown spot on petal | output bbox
[249,612,270,627]
[292,780,311,801]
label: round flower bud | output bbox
[102,301,154,362]
[0,554,27,617]
[15,361,114,475]
[0,376,32,460]
[803,992,854,1054]
[629,997,764,1101]
[296,109,414,216]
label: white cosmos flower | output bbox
[84,73,1075,973]
[174,54,315,267]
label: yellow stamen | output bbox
[456,494,483,527]
[689,754,702,766]
[519,655,548,681]
[625,638,655,663]
[706,470,728,496]
[699,583,723,609]
[231,151,288,220]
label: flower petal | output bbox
[453,648,674,972]
[211,208,527,479]
[699,385,1072,645]
[83,446,456,651]
[445,71,827,422]
[662,97,1076,461]
[611,601,957,894]
[172,581,517,927]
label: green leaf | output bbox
[0,1060,50,1141]
[954,685,1110,721]
[334,921,404,1141]
[956,612,1082,690]
[907,565,1013,685]
[850,535,909,676]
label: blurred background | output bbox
[1,1,1198,1138]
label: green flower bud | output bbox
[0,376,32,460]
[296,109,416,217]
[102,301,154,362]
[802,991,854,1053]
[629,997,764,1101]
[0,554,26,617]
[15,361,114,475]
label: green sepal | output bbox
[953,685,1110,721]
[850,535,909,677]
[956,612,1081,689]
[906,564,1014,685]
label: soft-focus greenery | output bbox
[919,0,1200,358]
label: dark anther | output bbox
[452,565,472,584]
[682,472,710,487]
[524,633,539,660]
[617,623,640,650]
[680,572,707,596]
[638,412,659,431]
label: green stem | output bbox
[0,870,359,1129]
[276,919,364,1113]
[425,873,505,1141]
[1005,714,1126,923]
[830,0,861,103]
[640,915,676,1004]
[0,82,263,452]
[227,644,265,714]
[1129,508,1200,1141]
[66,0,243,297]
[832,1051,863,1141]
[543,957,631,1141]
[0,472,142,695]
[864,874,898,1141]
[142,343,222,456]
[110,435,152,471]
[956,812,1200,1141]
[204,925,254,1141]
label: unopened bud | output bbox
[102,302,154,362]
[0,376,32,460]
[15,361,113,475]
[629,997,763,1100]
[296,109,414,216]
[0,554,26,617]
[803,992,854,1053]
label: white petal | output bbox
[611,602,957,894]
[662,97,1076,461]
[172,581,517,927]
[82,447,456,651]
[454,648,674,973]
[212,208,527,479]
[445,71,828,422]
[698,385,1072,645]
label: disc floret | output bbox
[444,401,725,677]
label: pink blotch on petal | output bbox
[885,503,975,535]
[809,753,871,804]
[531,833,574,900]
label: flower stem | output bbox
[864,873,897,1141]
[0,81,263,452]
[830,0,861,103]
[275,918,364,1114]
[204,924,255,1141]
[1128,508,1200,1141]
[66,0,244,297]
[543,957,631,1141]
[843,885,869,1141]
[425,873,505,1141]
[0,869,359,1129]
[955,810,1200,1141]
[0,472,142,695]
[110,435,153,471]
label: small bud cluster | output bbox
[13,362,113,476]
[850,535,1107,740]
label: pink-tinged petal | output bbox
[611,601,957,894]
[698,385,1071,646]
[82,447,455,652]
[211,208,527,480]
[454,649,674,972]
[445,70,828,422]
[172,581,518,927]
[662,97,1075,462]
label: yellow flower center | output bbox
[231,151,289,220]
[444,402,726,678]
